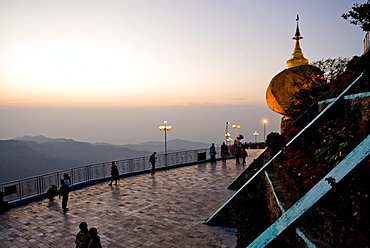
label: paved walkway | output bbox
[0,150,264,248]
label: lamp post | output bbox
[253,131,259,143]
[159,120,172,165]
[232,122,242,140]
[225,121,232,144]
[263,119,268,142]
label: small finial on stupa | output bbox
[293,15,303,41]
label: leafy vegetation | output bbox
[283,65,325,121]
[282,147,326,190]
[314,119,356,168]
[284,57,351,123]
[311,57,350,83]
[342,2,370,32]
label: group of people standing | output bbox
[75,222,102,248]
[210,141,248,164]
[46,173,71,212]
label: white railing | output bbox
[0,148,209,204]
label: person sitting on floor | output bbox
[47,185,59,201]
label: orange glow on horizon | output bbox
[0,40,266,109]
[0,92,266,108]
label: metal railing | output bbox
[0,148,208,204]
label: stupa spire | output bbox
[293,14,303,41]
[286,15,309,69]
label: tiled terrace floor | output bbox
[0,150,264,248]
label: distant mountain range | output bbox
[0,135,209,183]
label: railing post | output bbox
[18,181,21,200]
[38,176,42,195]
[86,165,89,182]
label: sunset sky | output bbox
[0,0,366,145]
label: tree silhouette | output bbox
[342,2,370,32]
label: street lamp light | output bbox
[225,121,232,144]
[232,122,242,140]
[226,137,234,145]
[263,119,268,142]
[159,120,172,165]
[253,131,259,143]
[225,121,229,142]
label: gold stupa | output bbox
[266,15,321,116]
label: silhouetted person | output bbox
[108,161,119,186]
[241,148,248,164]
[234,146,241,164]
[47,185,58,201]
[0,192,9,215]
[220,142,228,162]
[60,173,71,212]
[75,222,91,248]
[210,143,217,164]
[88,227,102,248]
[149,152,157,175]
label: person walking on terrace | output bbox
[210,143,217,164]
[109,161,119,186]
[60,173,71,212]
[75,222,91,248]
[220,142,228,162]
[241,147,248,164]
[149,152,157,175]
[233,140,242,165]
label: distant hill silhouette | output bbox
[0,136,209,183]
